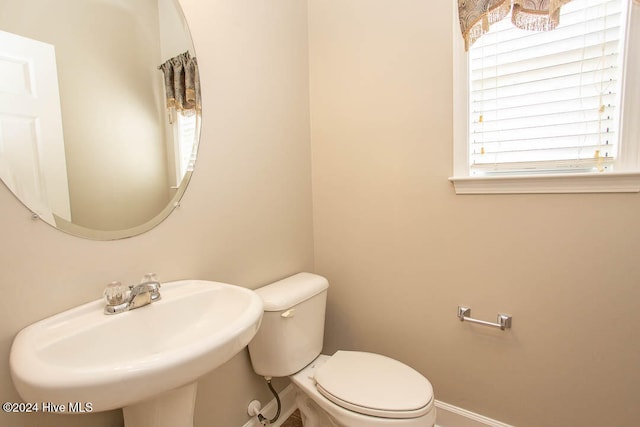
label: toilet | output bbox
[248,273,436,427]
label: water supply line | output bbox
[263,377,281,424]
[247,377,281,425]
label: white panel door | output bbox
[0,30,70,223]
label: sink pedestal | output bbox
[123,383,198,427]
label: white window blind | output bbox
[176,111,198,176]
[468,0,628,175]
[170,111,199,188]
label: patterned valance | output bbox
[158,51,201,119]
[458,0,574,50]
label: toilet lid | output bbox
[313,351,433,419]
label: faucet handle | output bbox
[140,273,161,302]
[103,281,129,306]
[140,273,159,284]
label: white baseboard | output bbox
[241,386,512,427]
[435,400,513,427]
[242,384,297,427]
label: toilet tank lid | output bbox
[255,272,329,311]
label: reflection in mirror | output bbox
[0,0,201,240]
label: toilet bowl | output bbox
[247,273,436,427]
[291,354,436,427]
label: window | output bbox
[451,0,640,193]
[173,111,199,186]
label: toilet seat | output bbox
[313,351,434,419]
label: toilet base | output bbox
[296,389,340,427]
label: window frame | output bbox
[450,0,640,194]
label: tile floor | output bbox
[281,409,303,427]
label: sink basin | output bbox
[10,279,263,426]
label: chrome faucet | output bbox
[103,273,161,314]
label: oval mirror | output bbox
[0,0,201,240]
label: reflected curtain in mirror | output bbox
[158,51,201,189]
[158,51,201,123]
[458,0,574,50]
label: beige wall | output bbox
[0,0,312,426]
[309,1,640,426]
[159,0,193,62]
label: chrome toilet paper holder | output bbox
[457,306,512,331]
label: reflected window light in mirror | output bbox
[174,111,200,187]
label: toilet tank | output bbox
[248,273,329,377]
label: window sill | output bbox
[449,172,640,194]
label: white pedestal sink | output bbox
[9,280,263,427]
